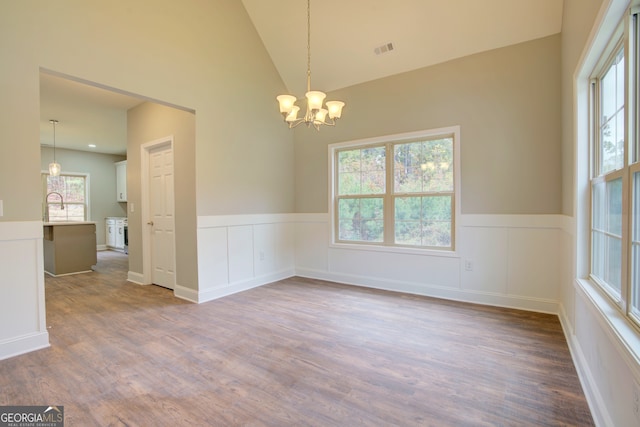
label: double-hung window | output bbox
[42,173,88,222]
[332,127,459,251]
[590,11,640,325]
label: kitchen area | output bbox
[40,73,140,277]
[41,152,129,276]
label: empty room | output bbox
[1,0,639,425]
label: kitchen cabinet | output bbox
[116,160,127,202]
[106,218,116,248]
[115,219,125,249]
[106,217,126,251]
[43,222,97,276]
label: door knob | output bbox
[147,221,154,226]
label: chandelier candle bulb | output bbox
[305,91,326,111]
[277,95,297,114]
[315,108,328,123]
[286,106,300,122]
[326,101,345,119]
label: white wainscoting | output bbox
[196,213,562,311]
[195,214,296,303]
[296,213,563,313]
[557,218,640,427]
[0,221,49,360]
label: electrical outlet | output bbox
[464,259,473,271]
[259,251,265,261]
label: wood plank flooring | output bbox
[0,251,594,426]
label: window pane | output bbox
[591,178,622,297]
[337,147,385,195]
[44,174,87,222]
[616,49,624,110]
[600,48,625,175]
[47,204,86,222]
[592,180,606,231]
[632,172,640,316]
[615,110,625,169]
[608,178,623,236]
[592,229,605,281]
[338,198,383,242]
[602,64,616,121]
[394,138,453,193]
[395,195,452,247]
[422,196,452,247]
[395,197,422,245]
[601,118,617,173]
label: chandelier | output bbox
[276,0,345,130]
[49,119,61,176]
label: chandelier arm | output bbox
[288,119,306,129]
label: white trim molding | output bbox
[196,213,297,304]
[0,221,50,360]
[295,212,564,314]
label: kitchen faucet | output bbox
[44,192,64,222]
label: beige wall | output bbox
[561,0,606,216]
[0,0,294,224]
[294,35,561,215]
[128,102,198,291]
[40,147,127,245]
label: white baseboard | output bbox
[174,285,199,303]
[0,331,50,361]
[97,244,107,251]
[295,268,559,314]
[127,271,145,285]
[558,303,610,427]
[196,269,295,304]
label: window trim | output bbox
[588,7,640,327]
[328,126,461,256]
[41,171,91,222]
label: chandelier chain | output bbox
[306,0,311,93]
[51,119,58,162]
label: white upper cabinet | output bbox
[116,160,127,202]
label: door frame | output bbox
[140,135,175,287]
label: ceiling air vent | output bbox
[374,42,395,56]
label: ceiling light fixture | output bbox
[49,119,61,176]
[276,0,345,130]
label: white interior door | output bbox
[148,144,175,289]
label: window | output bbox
[332,127,458,251]
[590,11,640,326]
[42,173,88,222]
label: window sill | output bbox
[329,242,459,258]
[576,278,640,367]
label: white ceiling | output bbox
[39,0,563,155]
[40,72,143,156]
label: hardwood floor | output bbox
[0,251,594,426]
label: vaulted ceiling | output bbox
[242,0,563,95]
[39,0,563,155]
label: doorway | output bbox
[141,137,176,289]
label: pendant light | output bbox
[49,119,61,176]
